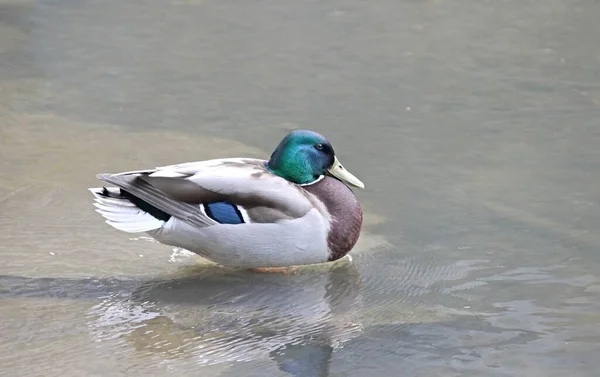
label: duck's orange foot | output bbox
[252,266,299,274]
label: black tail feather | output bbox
[118,188,172,222]
[99,186,171,222]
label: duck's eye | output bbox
[315,143,324,151]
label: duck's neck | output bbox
[302,176,363,261]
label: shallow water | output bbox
[1,0,600,376]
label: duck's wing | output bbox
[96,158,315,228]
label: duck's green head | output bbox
[267,130,365,188]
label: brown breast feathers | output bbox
[302,176,363,261]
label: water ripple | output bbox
[83,263,364,367]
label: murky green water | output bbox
[2,0,600,376]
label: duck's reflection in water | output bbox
[88,259,363,375]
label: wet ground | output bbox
[1,0,600,376]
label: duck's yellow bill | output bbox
[328,156,365,189]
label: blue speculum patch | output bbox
[203,202,244,224]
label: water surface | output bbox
[1,0,600,376]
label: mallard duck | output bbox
[89,130,364,269]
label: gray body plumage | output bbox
[90,158,362,268]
